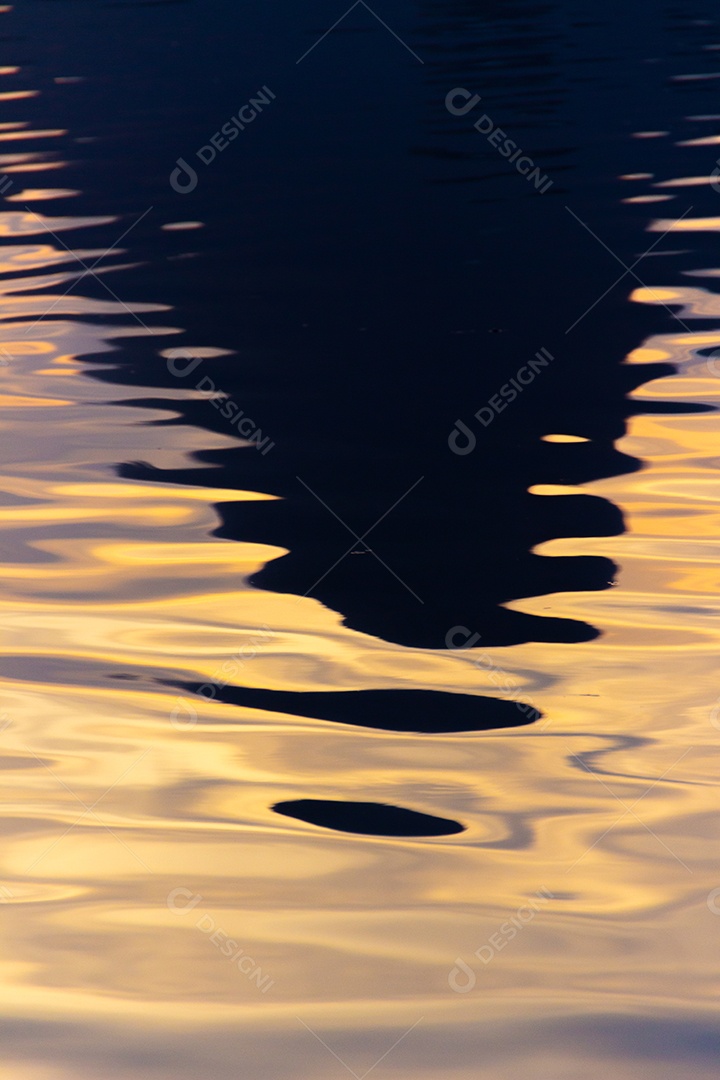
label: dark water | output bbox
[2,1,720,1077]
[36,0,694,645]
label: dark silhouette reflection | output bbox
[273,799,465,837]
[166,684,540,733]
[91,0,704,652]
[116,351,694,648]
[14,0,710,653]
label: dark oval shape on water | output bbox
[272,799,465,837]
[172,685,541,734]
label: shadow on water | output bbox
[272,799,466,837]
[164,683,540,733]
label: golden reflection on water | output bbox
[1,261,719,1066]
[1,45,720,1080]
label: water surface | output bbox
[1,2,720,1077]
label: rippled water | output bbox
[2,2,720,1078]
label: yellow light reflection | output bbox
[648,216,720,232]
[0,129,67,141]
[655,176,720,187]
[0,91,38,102]
[622,194,674,204]
[6,189,79,202]
[540,434,589,443]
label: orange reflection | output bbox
[6,189,80,202]
[0,129,67,141]
[648,216,720,231]
[0,91,38,102]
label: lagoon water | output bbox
[1,1,720,1077]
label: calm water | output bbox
[2,1,720,1077]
